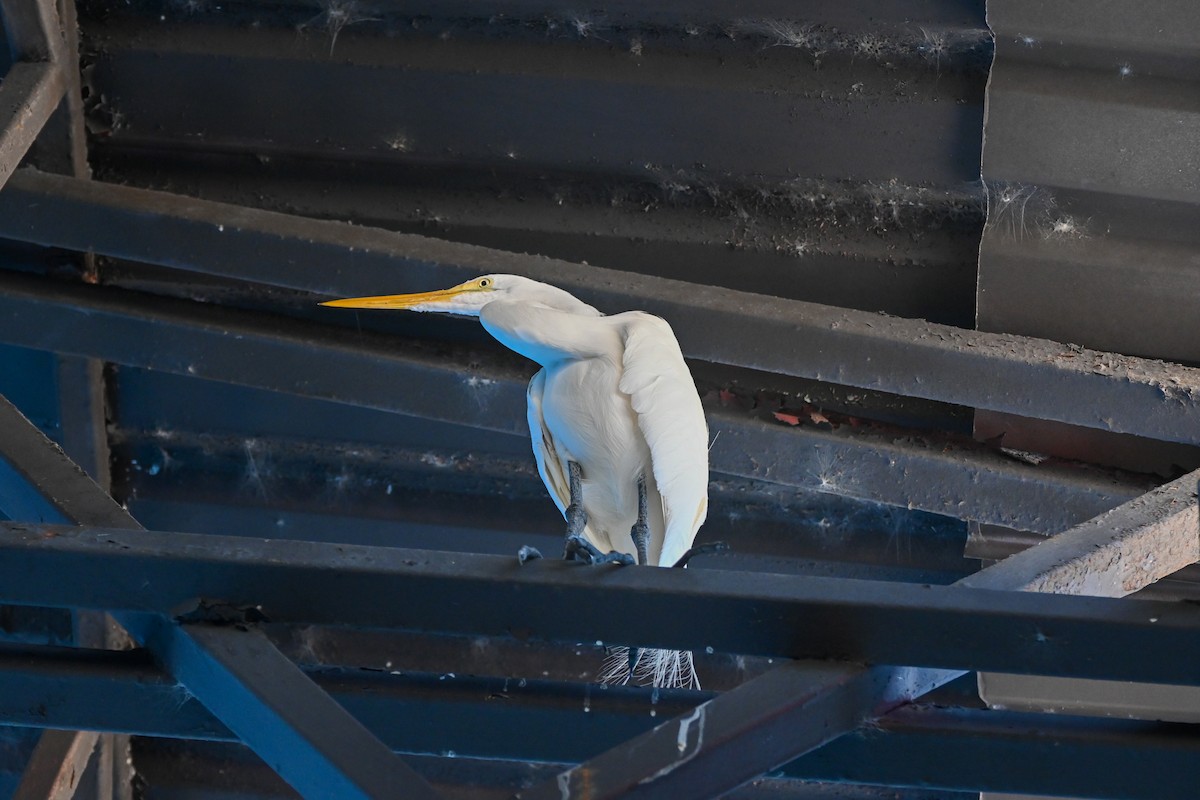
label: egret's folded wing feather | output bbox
[618,313,709,566]
[527,369,569,515]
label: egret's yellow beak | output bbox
[319,285,469,310]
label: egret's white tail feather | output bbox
[598,647,700,690]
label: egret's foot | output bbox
[517,545,543,564]
[565,535,636,566]
[672,541,730,568]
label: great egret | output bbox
[322,274,716,688]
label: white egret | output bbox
[322,274,719,688]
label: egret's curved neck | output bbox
[480,300,614,367]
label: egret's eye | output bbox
[479,278,492,288]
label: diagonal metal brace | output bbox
[0,394,443,800]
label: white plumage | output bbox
[321,274,710,687]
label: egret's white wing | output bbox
[618,312,709,566]
[526,369,570,515]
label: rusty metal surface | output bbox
[965,469,1200,737]
[0,63,63,186]
[0,0,63,61]
[961,469,1200,595]
[11,729,99,800]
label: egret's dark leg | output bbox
[618,478,655,677]
[520,460,586,566]
[671,541,731,569]
[563,461,590,562]
[631,475,650,567]
[627,645,642,682]
[563,461,635,566]
[565,461,587,542]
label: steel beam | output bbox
[1,642,1198,799]
[0,0,67,185]
[0,271,1149,533]
[0,0,62,61]
[23,0,89,179]
[11,730,99,800]
[0,522,1199,685]
[798,703,1200,800]
[54,358,112,511]
[0,11,102,790]
[0,394,130,527]
[0,64,64,188]
[515,663,952,800]
[40,0,125,790]
[959,469,1200,595]
[966,469,1200,731]
[520,473,1200,799]
[966,524,1200,602]
[126,619,440,800]
[2,168,1200,445]
[0,394,442,800]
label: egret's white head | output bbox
[320,274,598,317]
[320,275,503,317]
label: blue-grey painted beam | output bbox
[516,663,957,800]
[125,619,440,800]
[1,522,1199,686]
[0,393,442,800]
[0,0,112,794]
[1,168,1199,446]
[1,642,1196,800]
[0,395,129,527]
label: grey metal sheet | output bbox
[94,150,985,328]
[978,1,1200,366]
[83,17,984,186]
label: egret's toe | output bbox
[517,545,543,564]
